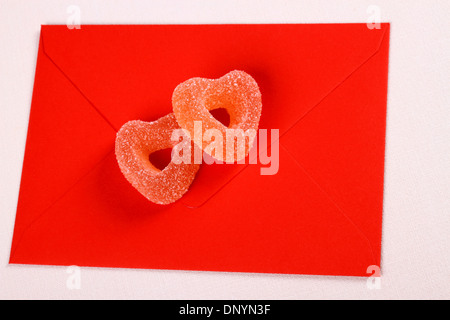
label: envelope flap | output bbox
[280,25,390,265]
[40,24,388,207]
[11,151,375,276]
[41,24,386,130]
[10,33,116,258]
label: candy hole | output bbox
[209,108,230,127]
[148,148,172,171]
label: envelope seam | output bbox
[280,27,388,140]
[9,150,115,262]
[181,164,250,208]
[280,143,377,266]
[40,31,119,133]
[192,27,388,208]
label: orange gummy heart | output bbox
[115,113,200,205]
[172,70,262,163]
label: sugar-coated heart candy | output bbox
[115,114,200,205]
[172,70,262,162]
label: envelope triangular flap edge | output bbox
[39,24,389,208]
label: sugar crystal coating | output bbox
[115,113,200,205]
[172,70,262,162]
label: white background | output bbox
[0,0,449,300]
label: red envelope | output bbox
[10,24,390,277]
